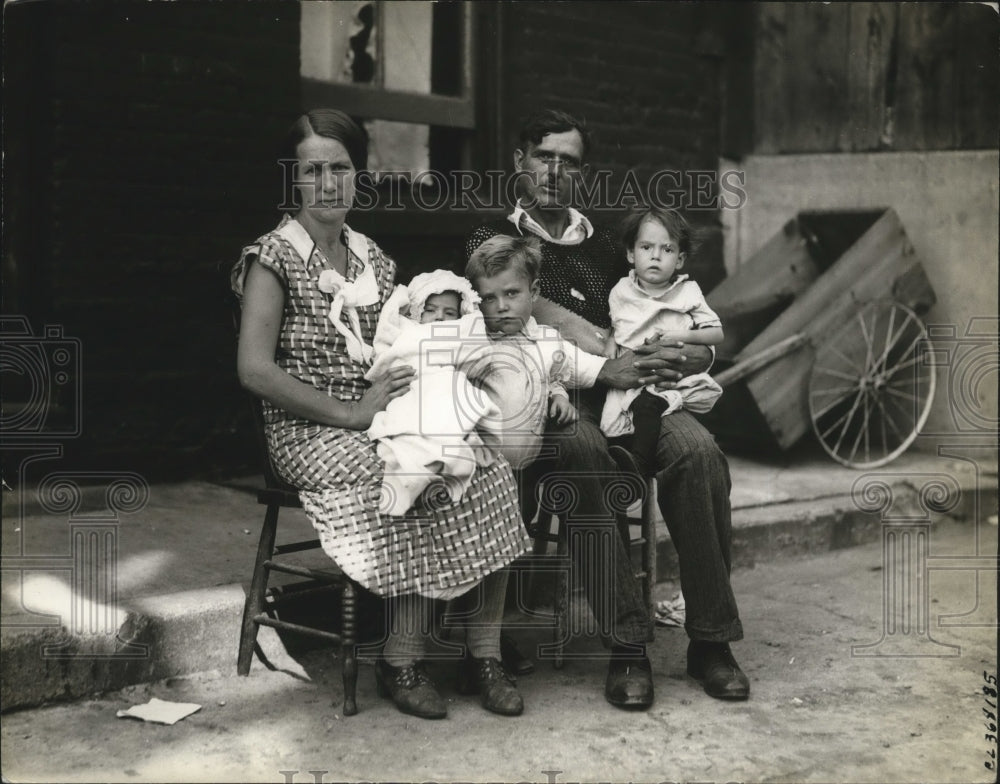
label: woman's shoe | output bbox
[459,656,524,716]
[375,659,447,719]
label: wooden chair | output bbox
[235,396,362,715]
[522,448,657,668]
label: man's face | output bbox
[513,129,586,210]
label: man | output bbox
[466,109,749,709]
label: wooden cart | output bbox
[702,208,937,469]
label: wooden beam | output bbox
[301,78,475,128]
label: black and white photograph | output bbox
[1,1,997,782]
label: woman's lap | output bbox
[267,421,529,597]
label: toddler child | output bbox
[600,207,724,475]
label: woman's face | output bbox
[294,133,356,223]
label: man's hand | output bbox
[634,339,713,390]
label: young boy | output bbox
[464,234,607,471]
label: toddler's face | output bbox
[628,217,685,287]
[474,267,538,335]
[419,291,462,323]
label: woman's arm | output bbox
[237,260,413,430]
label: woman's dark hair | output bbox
[279,109,369,212]
[619,207,696,257]
[518,109,592,159]
[280,108,369,170]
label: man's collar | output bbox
[508,200,594,245]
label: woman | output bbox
[232,109,529,719]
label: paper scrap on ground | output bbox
[117,697,202,725]
[654,592,686,627]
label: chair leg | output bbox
[642,478,658,620]
[237,502,279,676]
[553,515,567,669]
[341,579,358,716]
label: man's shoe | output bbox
[604,655,654,710]
[375,660,448,719]
[459,656,524,716]
[686,641,749,700]
[501,633,535,676]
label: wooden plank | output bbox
[845,3,896,151]
[753,2,788,154]
[740,209,937,448]
[892,3,958,150]
[955,2,1000,149]
[707,217,819,356]
[782,2,850,152]
[301,78,476,128]
[712,333,808,388]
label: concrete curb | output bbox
[2,475,994,713]
[1,585,244,712]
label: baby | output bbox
[365,269,502,516]
[601,207,725,475]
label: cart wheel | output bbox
[808,300,935,468]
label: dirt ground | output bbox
[2,517,996,784]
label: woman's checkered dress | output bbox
[232,217,528,597]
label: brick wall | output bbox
[4,2,300,478]
[499,1,729,290]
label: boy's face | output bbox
[419,291,461,323]
[474,267,539,335]
[627,217,685,287]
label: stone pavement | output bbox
[1,445,996,715]
[0,515,996,783]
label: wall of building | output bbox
[4,2,301,478]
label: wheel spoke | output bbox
[813,365,863,383]
[873,392,908,445]
[847,388,873,464]
[873,308,916,376]
[831,387,867,454]
[885,386,918,402]
[873,306,897,376]
[825,343,864,375]
[857,310,877,378]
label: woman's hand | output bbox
[352,365,415,428]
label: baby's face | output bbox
[419,291,462,323]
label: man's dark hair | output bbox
[517,109,592,159]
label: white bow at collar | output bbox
[276,219,379,365]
